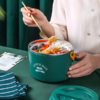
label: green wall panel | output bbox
[0,0,6,46]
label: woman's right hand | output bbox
[20,7,48,27]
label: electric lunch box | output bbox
[28,39,79,82]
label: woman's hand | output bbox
[20,7,55,37]
[67,52,100,78]
[20,7,48,27]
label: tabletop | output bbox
[0,46,100,100]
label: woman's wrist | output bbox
[41,18,49,29]
[94,54,100,69]
[41,20,55,37]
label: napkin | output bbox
[0,52,27,71]
[0,72,28,100]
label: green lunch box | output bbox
[28,39,80,82]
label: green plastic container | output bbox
[49,85,99,100]
[28,39,80,82]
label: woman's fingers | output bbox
[31,8,39,14]
[24,22,37,27]
[76,52,87,58]
[21,7,31,15]
[27,24,37,27]
[23,14,33,23]
[21,7,37,25]
[69,68,91,78]
[67,63,88,75]
[21,7,46,27]
[21,7,38,16]
[23,17,32,24]
[23,17,35,25]
[69,58,86,71]
[23,18,36,27]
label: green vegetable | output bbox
[38,49,42,53]
[0,6,6,20]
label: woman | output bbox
[21,0,100,78]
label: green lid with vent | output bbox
[49,85,99,100]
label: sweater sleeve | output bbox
[50,0,68,40]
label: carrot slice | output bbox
[44,44,49,48]
[40,45,45,48]
[33,50,38,52]
[60,50,69,54]
[40,47,47,51]
[33,40,48,43]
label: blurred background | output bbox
[0,0,53,50]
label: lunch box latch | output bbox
[70,51,76,62]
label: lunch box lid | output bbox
[49,85,99,100]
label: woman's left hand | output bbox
[67,52,100,78]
